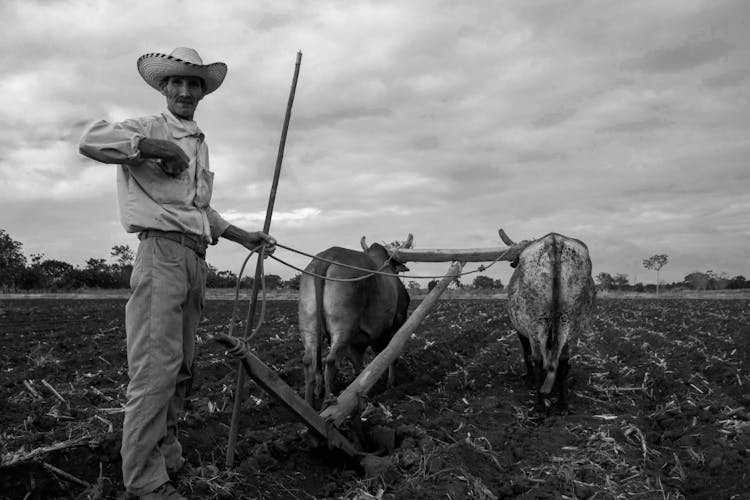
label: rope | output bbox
[226,244,268,343]
[223,335,249,359]
[270,240,412,283]
[221,239,521,350]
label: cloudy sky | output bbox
[1,0,748,287]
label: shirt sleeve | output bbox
[78,118,148,165]
[207,207,231,245]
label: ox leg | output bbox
[554,343,571,411]
[371,345,396,389]
[517,333,536,388]
[301,347,323,411]
[323,350,339,404]
[347,344,367,373]
[323,337,350,405]
[299,288,323,409]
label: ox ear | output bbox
[360,236,369,251]
[393,261,409,273]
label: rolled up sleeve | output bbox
[79,119,147,165]
[207,207,231,245]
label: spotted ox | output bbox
[506,232,595,411]
[298,237,410,410]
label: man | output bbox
[79,47,275,500]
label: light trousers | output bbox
[121,236,207,495]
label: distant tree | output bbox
[472,275,495,290]
[263,274,284,290]
[707,270,730,290]
[728,275,747,290]
[39,260,74,286]
[613,273,629,290]
[111,244,134,268]
[83,257,118,288]
[493,278,504,290]
[596,272,614,291]
[86,258,108,272]
[109,245,134,288]
[0,229,27,289]
[684,272,710,291]
[16,267,46,289]
[427,279,438,292]
[643,254,668,296]
[407,280,421,292]
[285,274,301,290]
[206,265,240,288]
[17,253,51,289]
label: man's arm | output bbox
[221,225,276,255]
[79,119,189,176]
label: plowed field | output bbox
[1,297,749,499]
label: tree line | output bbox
[1,229,509,293]
[0,229,297,291]
[2,230,746,293]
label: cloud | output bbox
[597,117,674,134]
[702,68,750,89]
[1,0,748,286]
[223,207,321,227]
[626,38,733,73]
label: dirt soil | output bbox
[1,297,749,499]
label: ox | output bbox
[299,236,410,410]
[506,232,595,411]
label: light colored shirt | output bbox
[79,110,230,245]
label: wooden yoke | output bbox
[384,228,531,263]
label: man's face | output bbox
[161,75,205,120]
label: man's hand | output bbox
[244,231,276,256]
[222,225,276,257]
[138,138,190,176]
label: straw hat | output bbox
[137,47,227,94]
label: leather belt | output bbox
[138,230,207,259]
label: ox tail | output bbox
[313,267,328,365]
[540,234,562,396]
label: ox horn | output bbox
[360,235,368,251]
[498,228,515,247]
[404,233,414,248]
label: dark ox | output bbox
[506,232,595,410]
[298,237,410,410]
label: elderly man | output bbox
[79,47,275,500]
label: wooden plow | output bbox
[215,229,530,462]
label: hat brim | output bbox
[137,53,227,94]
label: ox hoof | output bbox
[532,397,553,415]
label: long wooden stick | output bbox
[319,260,465,426]
[226,51,302,468]
[383,228,529,263]
[385,247,520,263]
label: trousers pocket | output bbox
[129,243,144,290]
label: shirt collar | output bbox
[162,110,204,140]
